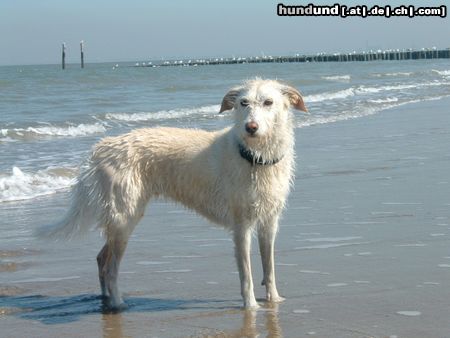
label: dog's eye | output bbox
[263,99,273,106]
[240,99,250,107]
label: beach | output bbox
[1,94,449,337]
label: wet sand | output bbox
[1,97,450,337]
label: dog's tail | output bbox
[35,177,98,240]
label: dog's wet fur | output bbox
[37,79,307,309]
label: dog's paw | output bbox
[270,295,286,303]
[267,294,285,303]
[101,296,128,313]
[243,300,260,310]
[106,302,128,313]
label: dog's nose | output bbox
[245,122,259,135]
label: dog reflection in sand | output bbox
[38,79,307,309]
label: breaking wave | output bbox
[1,123,106,141]
[298,96,447,128]
[431,69,450,77]
[0,167,75,203]
[368,97,399,104]
[371,72,413,77]
[322,75,351,81]
[304,81,449,103]
[305,88,355,103]
[105,105,220,122]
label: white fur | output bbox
[37,79,307,310]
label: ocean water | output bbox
[0,59,449,203]
[1,60,450,336]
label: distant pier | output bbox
[135,47,450,68]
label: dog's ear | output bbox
[281,85,308,112]
[219,87,242,113]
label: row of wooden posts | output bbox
[61,41,84,69]
[153,48,450,68]
[61,44,450,69]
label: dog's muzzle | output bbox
[245,122,259,136]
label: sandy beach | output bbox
[1,96,450,337]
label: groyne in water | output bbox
[135,47,450,68]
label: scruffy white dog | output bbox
[38,79,307,309]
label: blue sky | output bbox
[0,0,448,65]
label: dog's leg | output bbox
[258,218,285,303]
[98,228,132,310]
[233,226,259,309]
[97,243,109,297]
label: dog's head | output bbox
[219,79,307,145]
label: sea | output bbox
[0,60,449,203]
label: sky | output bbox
[0,0,448,65]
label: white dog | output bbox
[38,79,307,309]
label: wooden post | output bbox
[62,43,66,70]
[80,40,84,68]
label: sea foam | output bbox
[0,167,74,203]
[304,81,449,104]
[432,69,450,76]
[368,97,399,104]
[105,104,220,122]
[322,74,351,81]
[0,123,106,141]
[371,72,413,77]
[298,95,450,128]
[304,88,355,103]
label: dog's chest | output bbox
[232,167,291,224]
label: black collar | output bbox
[238,143,283,166]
